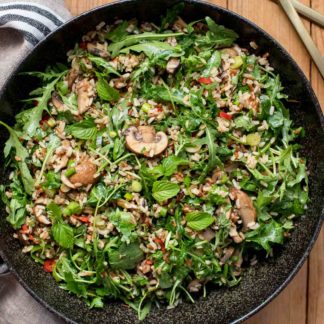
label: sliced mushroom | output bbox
[87,42,109,58]
[76,79,94,114]
[173,17,187,31]
[199,228,215,241]
[125,126,168,157]
[166,58,180,74]
[67,68,79,89]
[222,47,238,57]
[51,92,66,111]
[220,246,235,264]
[187,279,202,293]
[70,160,98,186]
[230,188,256,231]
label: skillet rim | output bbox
[0,1,323,323]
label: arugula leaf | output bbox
[152,180,180,202]
[0,121,34,194]
[245,220,284,252]
[106,21,128,42]
[202,51,221,77]
[160,3,185,29]
[109,242,144,270]
[16,72,65,137]
[186,211,215,231]
[108,32,184,57]
[88,55,121,76]
[96,76,120,102]
[67,119,97,140]
[121,42,183,59]
[0,174,27,229]
[196,17,238,48]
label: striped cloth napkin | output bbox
[0,0,71,89]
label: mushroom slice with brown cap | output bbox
[76,79,94,115]
[230,188,256,231]
[87,42,109,58]
[51,92,66,112]
[125,126,168,157]
[166,58,180,74]
[70,159,98,186]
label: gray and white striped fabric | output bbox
[0,0,71,88]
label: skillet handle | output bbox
[0,256,9,277]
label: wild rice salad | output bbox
[0,4,308,319]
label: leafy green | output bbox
[152,180,180,202]
[96,76,120,102]
[160,3,184,29]
[202,51,221,77]
[109,209,136,243]
[41,171,61,190]
[0,174,27,229]
[108,32,184,57]
[196,17,238,48]
[106,21,128,42]
[0,121,34,194]
[186,211,215,231]
[121,42,183,59]
[16,72,65,137]
[109,242,144,270]
[47,202,74,249]
[245,220,284,252]
[149,156,189,178]
[88,55,120,76]
[67,119,97,140]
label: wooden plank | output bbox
[65,0,227,16]
[227,1,311,323]
[308,0,324,321]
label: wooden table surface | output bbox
[0,0,324,324]
[64,1,324,323]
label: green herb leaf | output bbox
[88,55,121,76]
[202,51,221,77]
[186,211,215,231]
[52,222,74,249]
[96,76,120,102]
[109,242,144,270]
[0,121,34,194]
[109,209,137,243]
[67,119,97,139]
[108,32,184,57]
[152,180,180,202]
[121,42,183,59]
[245,220,284,252]
[16,72,65,137]
[106,21,128,42]
[47,202,63,222]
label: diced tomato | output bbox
[29,234,35,241]
[77,216,91,223]
[153,238,166,253]
[20,224,29,234]
[79,42,88,50]
[219,111,232,120]
[198,77,213,85]
[43,259,56,273]
[33,100,39,106]
[40,114,49,126]
[145,260,153,265]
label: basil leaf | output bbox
[162,156,189,177]
[96,77,120,102]
[109,242,144,270]
[52,222,74,249]
[67,119,97,140]
[152,180,180,202]
[109,209,136,243]
[186,211,215,231]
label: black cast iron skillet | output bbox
[0,0,323,323]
